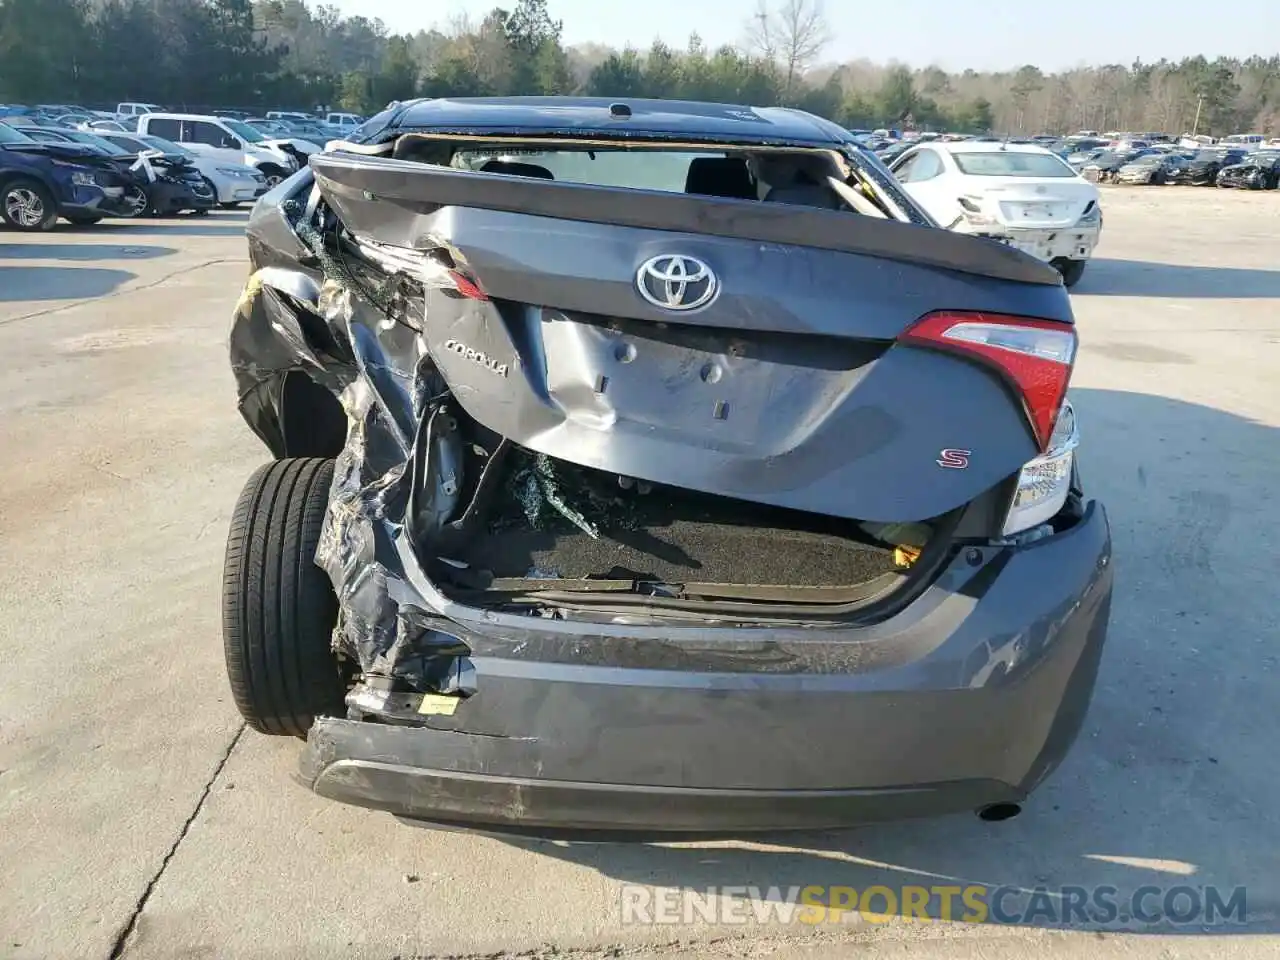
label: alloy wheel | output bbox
[121,186,148,218]
[4,187,45,228]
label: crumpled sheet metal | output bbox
[229,265,938,686]
[230,264,467,688]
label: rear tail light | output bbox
[899,311,1077,452]
[957,195,995,225]
[448,270,488,301]
[1003,401,1078,536]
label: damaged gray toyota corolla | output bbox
[223,96,1113,834]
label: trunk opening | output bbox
[424,444,936,614]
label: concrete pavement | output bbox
[1,192,1278,959]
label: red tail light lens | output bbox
[448,270,488,301]
[899,311,1077,451]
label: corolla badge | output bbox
[636,255,719,311]
[443,338,509,377]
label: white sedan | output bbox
[888,141,1102,287]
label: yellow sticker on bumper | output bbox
[418,694,461,716]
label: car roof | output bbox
[144,113,225,122]
[931,141,1057,156]
[389,97,853,146]
[11,122,73,134]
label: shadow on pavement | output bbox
[0,265,135,302]
[57,219,248,238]
[1076,259,1280,298]
[0,243,176,262]
[413,389,1276,936]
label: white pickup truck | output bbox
[325,112,365,135]
[115,102,163,123]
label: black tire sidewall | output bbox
[222,458,346,736]
[1059,259,1087,288]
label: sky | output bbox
[327,0,1280,72]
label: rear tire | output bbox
[1057,259,1087,288]
[222,458,347,737]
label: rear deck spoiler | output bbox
[309,153,1064,287]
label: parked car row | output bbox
[1,122,153,229]
[864,128,1280,192]
[1025,133,1280,190]
[3,102,366,133]
[1088,146,1280,189]
[1,115,274,230]
[0,98,367,229]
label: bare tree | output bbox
[743,0,778,64]
[743,0,831,101]
[445,12,476,38]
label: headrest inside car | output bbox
[684,157,756,200]
[765,183,842,209]
[480,160,555,179]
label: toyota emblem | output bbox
[635,255,719,311]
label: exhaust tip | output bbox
[977,802,1022,822]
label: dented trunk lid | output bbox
[310,154,1075,523]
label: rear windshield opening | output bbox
[952,151,1077,178]
[391,135,880,213]
[450,145,849,210]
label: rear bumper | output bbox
[297,501,1113,833]
[302,724,1020,834]
[960,222,1101,263]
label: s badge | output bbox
[937,448,971,469]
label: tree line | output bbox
[1,0,1276,136]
